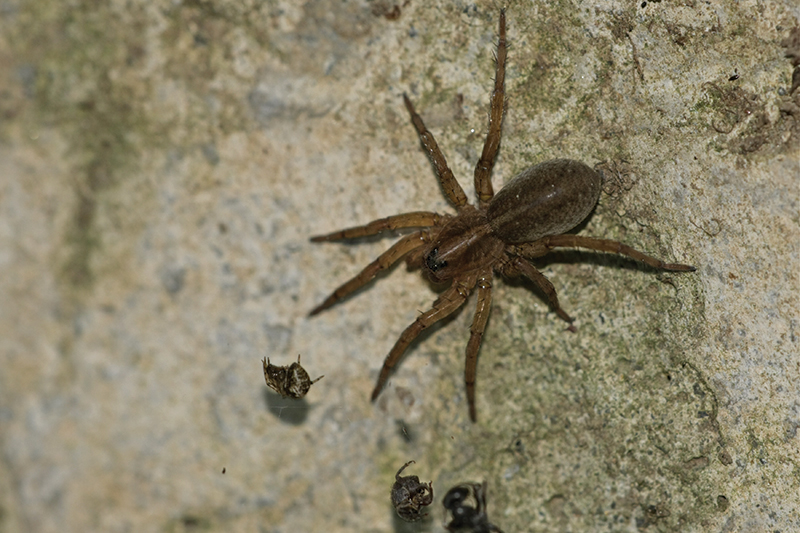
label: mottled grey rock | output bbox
[1,1,798,532]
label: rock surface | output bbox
[1,1,798,531]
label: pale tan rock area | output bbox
[1,1,798,531]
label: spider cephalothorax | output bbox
[310,10,694,421]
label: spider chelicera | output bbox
[309,10,695,421]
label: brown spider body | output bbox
[310,11,695,421]
[418,159,603,284]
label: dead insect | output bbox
[442,481,503,533]
[391,460,434,522]
[309,10,695,421]
[262,355,323,399]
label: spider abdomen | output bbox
[487,159,602,243]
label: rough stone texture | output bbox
[1,1,798,532]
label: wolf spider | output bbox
[309,10,695,421]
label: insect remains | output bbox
[262,355,323,399]
[391,460,434,522]
[442,481,503,533]
[309,10,695,421]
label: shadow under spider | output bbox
[262,389,313,425]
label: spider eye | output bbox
[424,248,448,272]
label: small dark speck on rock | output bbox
[684,456,709,470]
[408,26,417,38]
[719,450,733,465]
[785,421,799,440]
[717,495,729,511]
[161,267,186,294]
[396,419,414,442]
[201,143,220,165]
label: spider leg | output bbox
[297,354,325,384]
[473,9,507,207]
[396,460,415,478]
[370,275,476,401]
[501,256,573,323]
[311,211,444,242]
[540,235,696,271]
[403,94,469,209]
[309,230,430,316]
[465,271,493,422]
